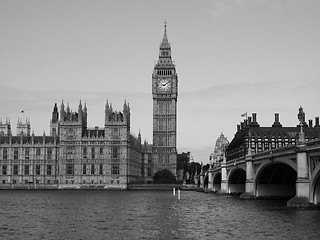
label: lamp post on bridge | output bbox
[208,154,214,192]
[287,122,313,208]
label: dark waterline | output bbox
[0,190,319,240]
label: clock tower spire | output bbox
[152,22,178,177]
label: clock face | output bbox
[158,79,171,91]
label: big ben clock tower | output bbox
[152,23,178,176]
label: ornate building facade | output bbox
[0,25,179,189]
[152,24,178,175]
[226,107,320,163]
[211,133,229,166]
[0,101,144,189]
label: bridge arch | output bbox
[255,161,296,199]
[310,164,320,204]
[228,168,246,195]
[212,172,221,192]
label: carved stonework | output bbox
[310,156,320,174]
[211,133,229,164]
[291,158,297,164]
[253,163,261,173]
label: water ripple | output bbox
[0,191,319,239]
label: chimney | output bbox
[237,124,240,132]
[251,113,260,127]
[248,116,252,125]
[309,119,313,128]
[252,113,257,123]
[272,113,282,127]
[315,117,320,127]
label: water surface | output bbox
[0,190,319,239]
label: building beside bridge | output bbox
[227,107,320,161]
[201,107,320,208]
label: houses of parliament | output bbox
[0,25,178,189]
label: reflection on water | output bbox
[0,190,319,240]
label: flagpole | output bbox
[21,110,25,123]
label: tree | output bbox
[153,169,176,184]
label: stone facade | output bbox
[226,107,320,163]
[0,101,144,189]
[211,133,229,165]
[152,24,178,176]
[0,25,180,187]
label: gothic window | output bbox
[35,165,40,175]
[83,147,87,159]
[165,155,169,164]
[91,164,95,175]
[66,164,74,175]
[2,165,7,175]
[25,148,29,160]
[83,164,86,175]
[100,147,103,155]
[36,148,41,157]
[47,148,52,160]
[111,128,120,139]
[24,165,29,175]
[13,165,18,175]
[47,165,52,175]
[91,147,95,159]
[112,146,119,159]
[111,164,119,175]
[14,148,18,159]
[3,148,7,159]
[66,146,74,156]
[99,164,103,175]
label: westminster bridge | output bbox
[197,138,320,208]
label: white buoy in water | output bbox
[178,189,181,200]
[173,188,176,196]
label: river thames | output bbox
[0,190,319,240]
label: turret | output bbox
[60,100,65,122]
[83,102,87,128]
[52,103,59,123]
[0,118,11,136]
[50,103,60,136]
[78,100,83,124]
[123,100,131,125]
[17,118,31,136]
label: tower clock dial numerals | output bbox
[158,78,171,91]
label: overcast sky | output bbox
[1,0,320,163]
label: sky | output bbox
[1,0,320,163]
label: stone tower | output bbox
[0,118,11,136]
[50,103,59,136]
[104,100,131,187]
[17,118,31,136]
[152,23,178,176]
